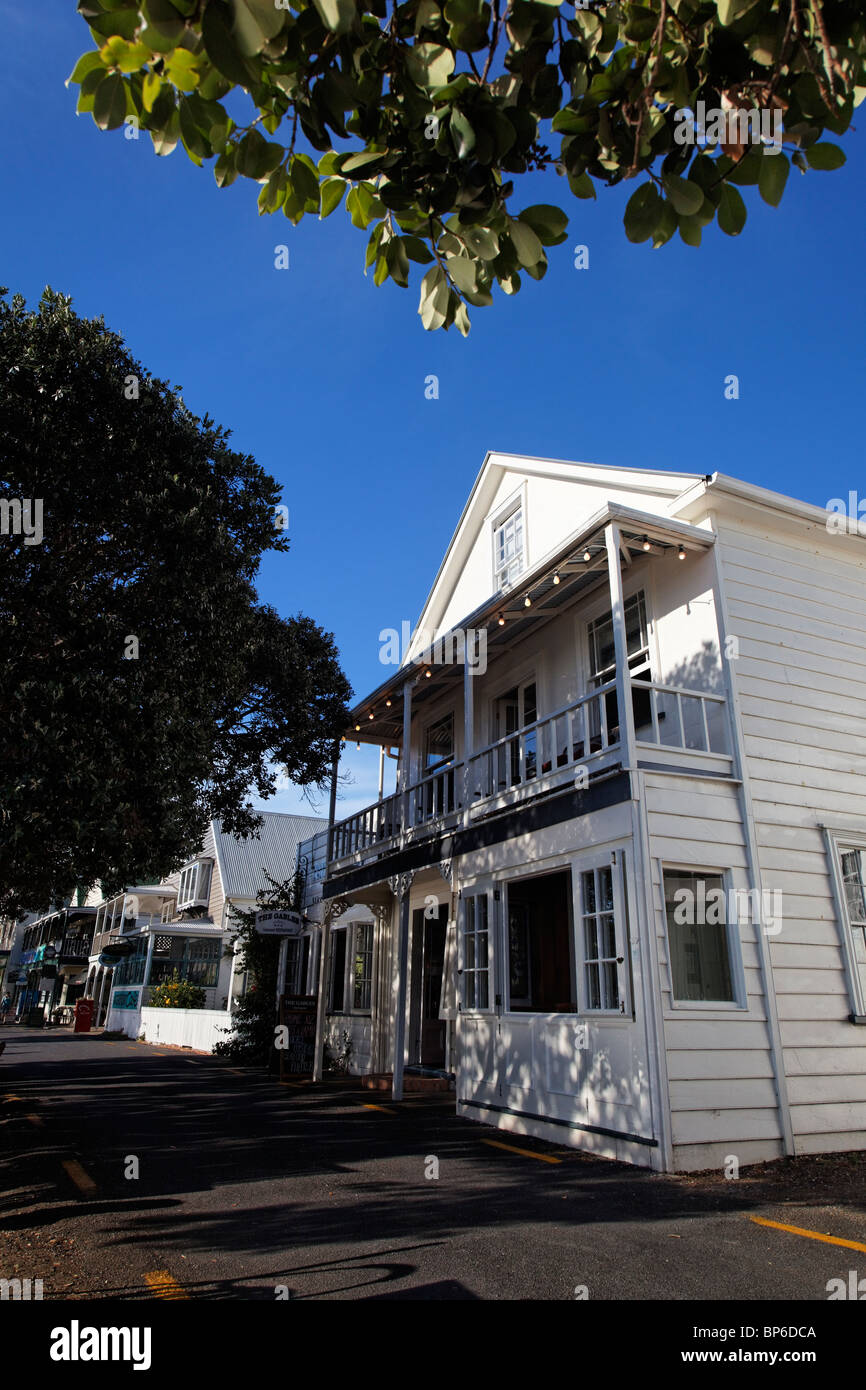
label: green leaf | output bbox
[320,178,346,218]
[758,152,789,207]
[460,224,498,259]
[678,215,702,247]
[92,72,128,131]
[66,51,106,87]
[233,0,287,55]
[717,183,746,235]
[651,201,678,249]
[201,0,254,87]
[445,254,476,295]
[312,0,356,35]
[623,182,661,243]
[518,204,568,246]
[291,154,320,207]
[407,42,456,91]
[716,0,761,24]
[450,109,475,159]
[806,143,846,171]
[386,237,411,287]
[402,235,434,264]
[508,219,544,268]
[662,174,703,217]
[151,106,181,156]
[454,300,471,337]
[419,264,450,329]
[567,171,596,200]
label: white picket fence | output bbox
[139,1006,232,1052]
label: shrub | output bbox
[148,971,206,1010]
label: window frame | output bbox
[574,852,630,1016]
[351,920,375,1014]
[459,888,493,1014]
[176,858,213,912]
[489,486,528,594]
[660,863,746,1012]
[823,827,866,1021]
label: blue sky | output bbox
[2,1,864,819]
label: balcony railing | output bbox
[328,678,730,869]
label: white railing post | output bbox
[604,523,638,773]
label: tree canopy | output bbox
[68,0,863,332]
[0,287,351,919]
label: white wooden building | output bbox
[306,454,866,1172]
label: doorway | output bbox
[409,905,448,1067]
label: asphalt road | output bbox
[2,1027,865,1302]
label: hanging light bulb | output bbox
[497,613,505,626]
[369,712,375,720]
[583,549,591,563]
[385,698,392,708]
[678,545,687,560]
[524,595,531,608]
[354,723,361,732]
[356,741,361,750]
[425,668,432,678]
[553,571,560,585]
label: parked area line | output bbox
[144,1270,189,1299]
[481,1138,562,1164]
[749,1215,866,1254]
[61,1158,97,1193]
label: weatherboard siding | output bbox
[644,772,784,1170]
[717,513,866,1154]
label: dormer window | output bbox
[176,859,213,912]
[493,505,524,590]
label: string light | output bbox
[385,698,392,708]
[678,545,687,560]
[553,571,560,584]
[498,613,505,626]
[369,712,375,720]
[583,549,591,563]
[642,536,651,552]
[425,668,432,678]
[524,595,532,608]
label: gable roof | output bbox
[213,812,326,900]
[407,451,704,660]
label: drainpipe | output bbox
[326,741,340,864]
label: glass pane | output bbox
[465,934,475,971]
[602,961,619,1010]
[586,963,601,1010]
[582,870,596,915]
[599,867,614,913]
[477,973,488,1009]
[601,913,616,959]
[477,896,488,931]
[476,931,488,967]
[584,917,598,961]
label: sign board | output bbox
[278,994,317,1077]
[113,990,140,1011]
[255,910,303,937]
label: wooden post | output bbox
[326,742,339,864]
[604,522,637,775]
[462,635,475,826]
[390,873,414,1102]
[401,680,414,837]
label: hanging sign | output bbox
[255,910,303,936]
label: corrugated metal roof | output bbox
[213,812,327,901]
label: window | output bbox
[506,870,575,1012]
[587,591,651,742]
[493,506,524,589]
[113,935,148,987]
[825,831,866,1018]
[177,859,213,911]
[328,927,348,1012]
[352,922,374,1011]
[580,866,621,1011]
[462,894,490,1010]
[493,680,537,786]
[148,935,221,989]
[663,870,736,1004]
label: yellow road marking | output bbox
[3,1095,24,1103]
[25,1114,44,1128]
[363,1103,395,1113]
[481,1138,561,1164]
[144,1270,189,1300]
[61,1159,97,1193]
[749,1215,866,1254]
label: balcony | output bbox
[329,679,732,870]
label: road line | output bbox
[25,1113,44,1128]
[144,1270,189,1300]
[363,1103,396,1113]
[481,1138,561,1164]
[749,1215,866,1254]
[61,1159,97,1193]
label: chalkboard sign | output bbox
[279,994,317,1077]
